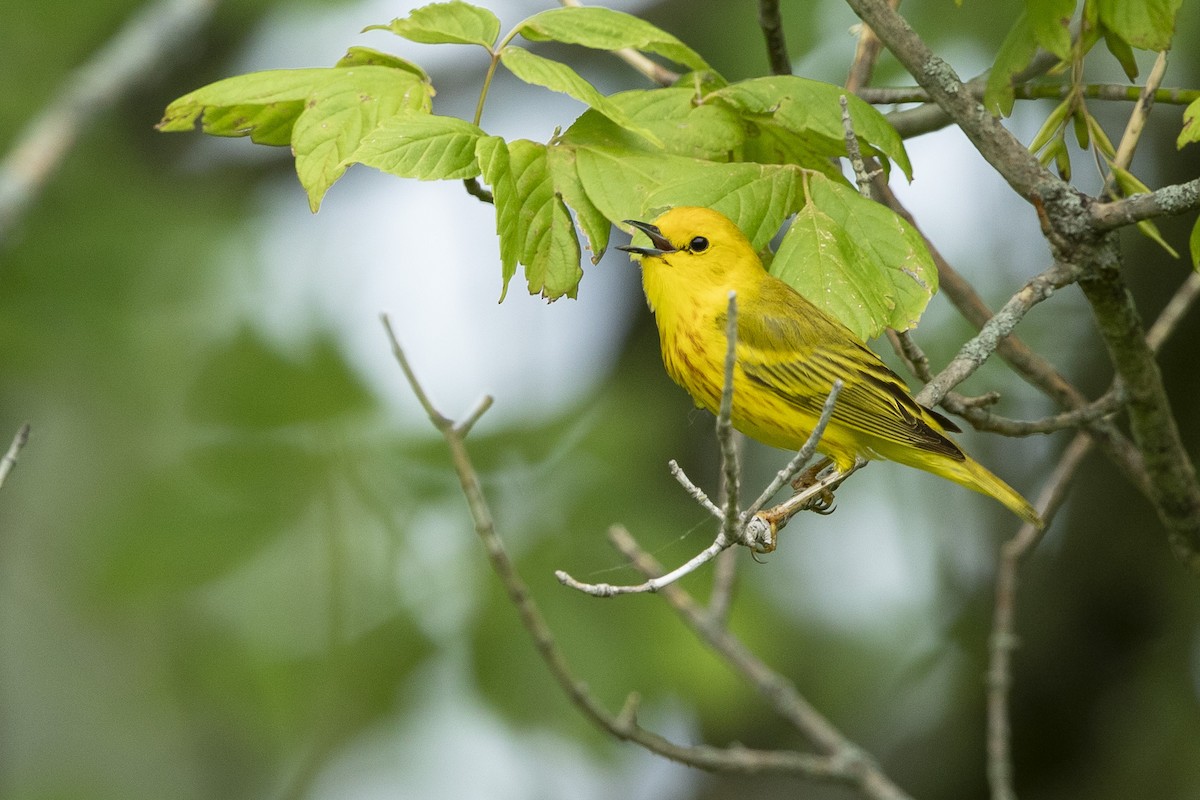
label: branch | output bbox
[1109,51,1170,179]
[757,0,792,76]
[0,0,219,245]
[1090,177,1200,231]
[915,261,1079,407]
[381,316,858,777]
[0,423,31,491]
[609,527,915,800]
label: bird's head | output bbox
[618,207,761,311]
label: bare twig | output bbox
[757,0,792,76]
[915,261,1080,407]
[840,95,877,197]
[1091,176,1200,231]
[0,0,219,245]
[0,423,31,491]
[668,459,723,518]
[1105,51,1170,195]
[744,383,843,518]
[609,526,915,800]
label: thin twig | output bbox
[840,95,876,197]
[0,0,219,245]
[1107,51,1170,195]
[744,382,843,518]
[668,459,723,518]
[609,526,915,800]
[1091,176,1200,231]
[757,0,792,76]
[915,261,1080,407]
[0,423,31,491]
[844,0,1059,200]
[671,461,724,517]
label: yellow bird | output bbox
[618,206,1043,530]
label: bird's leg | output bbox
[751,459,867,545]
[790,457,836,514]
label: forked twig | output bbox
[380,316,906,792]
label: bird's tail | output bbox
[939,456,1044,530]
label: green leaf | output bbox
[711,76,912,180]
[366,1,500,49]
[770,174,936,339]
[574,147,803,252]
[1095,0,1182,51]
[816,173,936,335]
[336,46,430,81]
[499,47,663,147]
[350,112,484,180]
[158,65,434,209]
[738,117,848,181]
[604,87,744,160]
[517,6,712,73]
[1101,25,1140,80]
[477,139,583,300]
[1027,98,1072,153]
[508,140,584,300]
[476,136,520,297]
[158,68,345,141]
[1024,0,1074,59]
[546,146,611,264]
[985,12,1039,117]
[291,68,434,211]
[1178,98,1200,149]
[1190,215,1200,271]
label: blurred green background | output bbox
[2,1,1199,798]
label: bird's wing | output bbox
[735,290,964,461]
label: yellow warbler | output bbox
[618,206,1043,530]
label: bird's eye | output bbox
[688,236,709,253]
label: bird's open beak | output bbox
[618,219,677,257]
